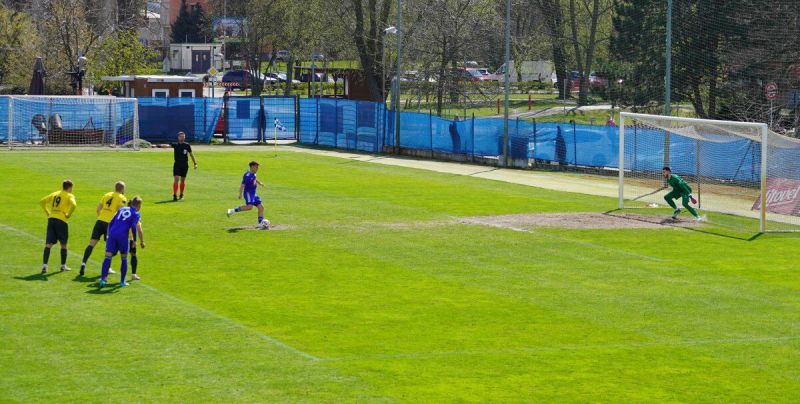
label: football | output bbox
[259,220,271,230]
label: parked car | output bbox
[222,70,274,90]
[265,72,300,84]
[569,71,608,90]
[466,68,493,81]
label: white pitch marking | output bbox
[0,222,320,362]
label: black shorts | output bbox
[173,163,189,177]
[45,218,68,245]
[90,220,109,241]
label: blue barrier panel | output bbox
[263,96,296,140]
[355,101,383,152]
[298,98,318,145]
[225,97,262,141]
[138,98,219,143]
[0,97,8,142]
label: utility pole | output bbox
[502,0,511,166]
[664,0,672,116]
[393,0,403,153]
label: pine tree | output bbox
[170,0,193,43]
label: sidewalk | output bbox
[281,145,621,200]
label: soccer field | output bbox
[1,147,799,402]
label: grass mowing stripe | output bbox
[321,335,800,362]
[0,222,320,362]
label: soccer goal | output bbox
[618,112,800,233]
[1,96,139,150]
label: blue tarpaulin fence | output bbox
[1,95,782,183]
[138,97,221,143]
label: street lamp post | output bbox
[382,26,397,105]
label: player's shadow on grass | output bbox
[13,272,59,281]
[72,275,100,283]
[604,209,761,241]
[85,284,122,294]
[226,226,256,233]
[154,199,179,205]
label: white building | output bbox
[169,43,224,74]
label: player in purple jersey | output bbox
[98,197,145,288]
[226,161,269,229]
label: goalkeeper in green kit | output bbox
[662,167,701,221]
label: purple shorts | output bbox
[105,234,130,255]
[243,191,262,206]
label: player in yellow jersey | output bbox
[39,180,77,274]
[79,181,127,276]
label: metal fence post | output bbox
[532,118,537,160]
[572,120,577,165]
[471,113,475,160]
[259,96,265,143]
[429,110,433,152]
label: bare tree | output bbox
[567,0,613,105]
[406,0,497,115]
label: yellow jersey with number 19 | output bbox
[98,192,128,223]
[40,190,77,222]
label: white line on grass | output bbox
[0,222,320,362]
[320,335,800,362]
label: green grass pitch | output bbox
[1,148,799,402]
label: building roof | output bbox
[101,75,203,83]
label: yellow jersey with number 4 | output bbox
[40,190,77,222]
[98,192,128,223]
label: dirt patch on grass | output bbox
[458,212,699,230]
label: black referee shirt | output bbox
[171,143,192,166]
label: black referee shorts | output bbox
[173,163,189,177]
[90,220,109,241]
[45,218,68,245]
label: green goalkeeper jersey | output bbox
[666,173,692,195]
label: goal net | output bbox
[1,96,139,150]
[619,112,800,233]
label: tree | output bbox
[407,0,498,114]
[238,0,282,96]
[171,0,212,43]
[88,30,159,92]
[332,0,395,101]
[567,0,613,105]
[33,0,105,94]
[532,0,572,99]
[609,0,665,111]
[611,0,751,119]
[0,4,40,92]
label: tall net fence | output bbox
[0,96,138,149]
[620,113,800,232]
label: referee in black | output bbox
[171,131,197,201]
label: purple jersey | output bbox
[242,171,258,193]
[108,206,140,240]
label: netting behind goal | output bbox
[619,112,800,233]
[1,96,139,149]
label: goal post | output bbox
[618,112,800,233]
[0,95,139,150]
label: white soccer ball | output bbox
[647,203,659,208]
[259,219,271,230]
